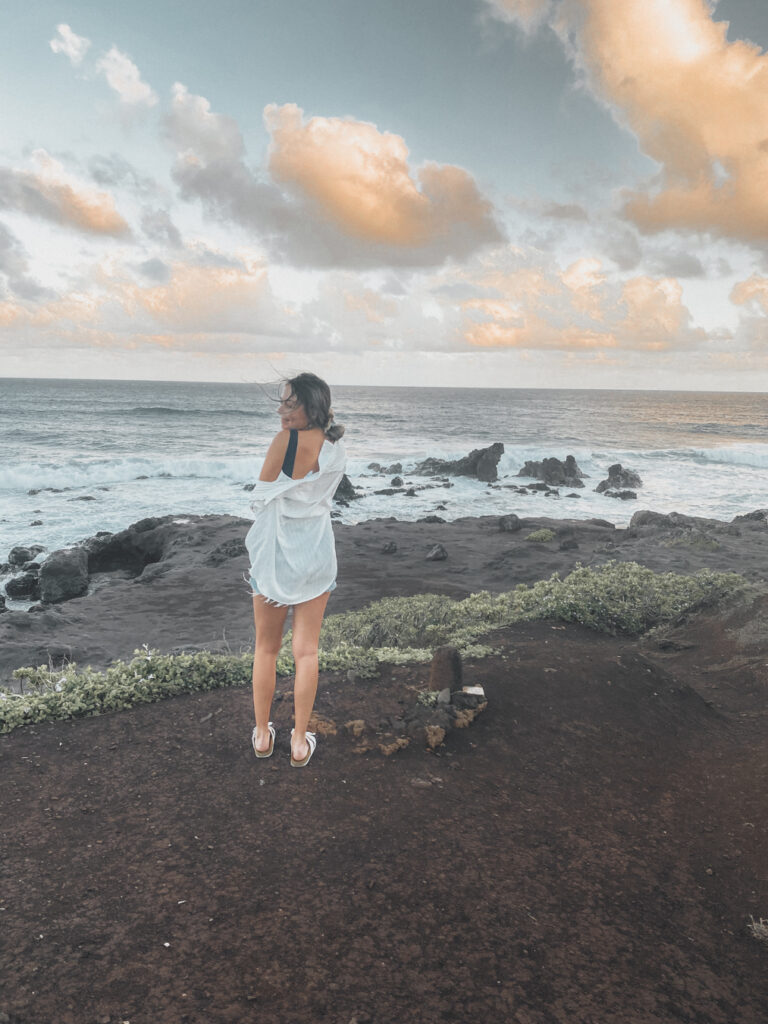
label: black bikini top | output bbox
[281,428,298,478]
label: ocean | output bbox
[2,378,767,575]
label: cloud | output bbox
[481,0,556,33]
[731,274,768,313]
[646,249,705,279]
[487,0,768,245]
[165,86,503,268]
[0,151,130,236]
[96,46,157,107]
[49,24,91,65]
[459,246,710,351]
[265,102,502,251]
[0,221,53,301]
[541,201,588,221]
[89,153,160,197]
[140,208,182,248]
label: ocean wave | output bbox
[116,406,267,418]
[0,455,264,493]
[690,445,768,469]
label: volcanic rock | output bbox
[517,455,585,488]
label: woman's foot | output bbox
[290,729,316,767]
[252,723,275,756]
[291,733,309,761]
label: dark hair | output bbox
[282,372,345,442]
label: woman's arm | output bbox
[258,429,292,482]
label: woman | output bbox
[245,373,346,768]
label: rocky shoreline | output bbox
[1,500,767,687]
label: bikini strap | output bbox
[281,428,298,478]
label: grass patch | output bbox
[0,562,745,734]
[748,916,768,944]
[525,528,556,543]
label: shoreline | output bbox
[1,506,767,685]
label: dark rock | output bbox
[381,541,397,554]
[70,494,98,501]
[205,538,247,566]
[391,476,403,487]
[20,562,40,574]
[373,488,401,496]
[498,514,522,532]
[334,474,361,501]
[601,489,637,500]
[386,463,402,474]
[5,572,41,600]
[82,518,170,576]
[29,520,43,526]
[428,645,463,692]
[595,463,643,493]
[8,546,34,566]
[587,518,615,529]
[405,488,416,496]
[39,547,90,603]
[732,509,768,524]
[566,493,581,499]
[527,482,550,492]
[419,515,445,524]
[559,537,579,551]
[517,455,585,488]
[367,462,382,472]
[414,442,504,482]
[243,482,255,491]
[425,543,448,561]
[0,594,5,613]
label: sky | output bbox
[1,0,768,389]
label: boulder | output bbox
[601,489,637,500]
[38,547,90,603]
[8,546,35,566]
[517,455,585,488]
[5,572,41,600]
[498,513,522,532]
[595,463,642,493]
[334,474,361,502]
[82,517,170,576]
[413,442,504,482]
[391,476,403,487]
[425,544,448,561]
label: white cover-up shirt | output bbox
[244,438,347,606]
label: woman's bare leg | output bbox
[252,595,290,751]
[290,590,331,760]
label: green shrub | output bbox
[0,562,745,734]
[525,528,556,543]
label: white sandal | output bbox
[252,722,275,758]
[290,728,316,767]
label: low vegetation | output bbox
[525,528,557,543]
[0,561,745,734]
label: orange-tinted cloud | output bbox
[486,0,768,243]
[460,251,707,351]
[265,103,502,250]
[731,274,768,313]
[577,0,768,241]
[0,151,129,236]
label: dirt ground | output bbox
[1,594,768,1024]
